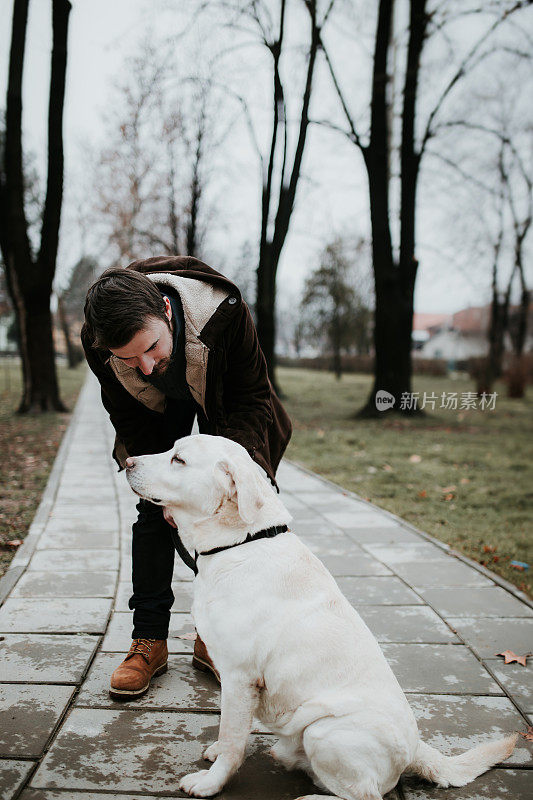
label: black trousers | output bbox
[129,499,197,639]
[128,397,198,639]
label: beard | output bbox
[152,357,172,376]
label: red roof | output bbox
[452,306,491,333]
[412,313,450,332]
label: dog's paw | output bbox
[179,769,223,797]
[203,741,221,762]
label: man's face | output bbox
[109,299,173,376]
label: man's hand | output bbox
[163,507,177,528]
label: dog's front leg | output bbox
[179,673,259,797]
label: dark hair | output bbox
[84,267,168,349]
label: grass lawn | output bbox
[278,367,532,597]
[0,359,87,579]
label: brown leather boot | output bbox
[109,638,168,700]
[192,634,220,683]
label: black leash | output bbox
[170,528,199,575]
[195,524,289,566]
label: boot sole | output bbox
[109,661,168,701]
[192,655,221,683]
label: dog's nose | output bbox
[125,457,135,471]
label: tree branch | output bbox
[419,1,529,156]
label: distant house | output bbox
[412,303,532,364]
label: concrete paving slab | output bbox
[364,542,450,564]
[40,518,118,536]
[114,580,193,612]
[358,606,458,643]
[53,488,116,505]
[30,710,327,798]
[100,611,195,653]
[322,510,396,528]
[401,768,533,799]
[21,793,165,800]
[381,644,503,695]
[0,598,112,634]
[0,634,98,683]
[44,515,119,534]
[278,493,312,512]
[318,552,393,576]
[75,653,219,711]
[0,760,35,800]
[387,560,494,588]
[294,491,366,511]
[28,549,119,572]
[304,538,367,556]
[336,576,424,605]
[47,505,117,522]
[11,570,116,598]
[343,526,424,544]
[447,617,533,659]
[488,661,533,713]
[37,531,118,549]
[278,472,333,492]
[419,586,533,618]
[408,694,531,766]
[0,684,74,757]
[291,520,350,537]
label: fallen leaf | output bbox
[519,726,533,741]
[6,539,23,548]
[460,477,470,485]
[493,555,500,563]
[177,632,197,641]
[443,493,454,501]
[496,650,529,667]
[441,485,457,493]
[409,454,422,463]
[417,490,427,498]
[383,464,393,471]
[483,545,497,553]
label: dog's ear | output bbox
[214,456,265,524]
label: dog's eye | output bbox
[171,455,185,465]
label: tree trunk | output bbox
[255,0,319,390]
[256,243,277,380]
[57,295,79,369]
[2,0,71,413]
[358,0,427,417]
[18,288,65,411]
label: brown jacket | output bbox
[81,256,292,486]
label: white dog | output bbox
[125,434,517,800]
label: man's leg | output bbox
[130,499,176,638]
[109,499,176,700]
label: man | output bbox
[82,255,291,700]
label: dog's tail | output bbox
[407,733,518,788]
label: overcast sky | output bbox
[1,0,531,314]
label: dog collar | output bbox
[195,525,289,564]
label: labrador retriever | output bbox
[125,434,517,800]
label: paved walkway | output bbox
[0,375,531,800]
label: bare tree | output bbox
[218,0,337,384]
[96,42,224,266]
[303,0,530,415]
[0,0,72,412]
[57,255,99,368]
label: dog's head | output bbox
[125,434,281,534]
